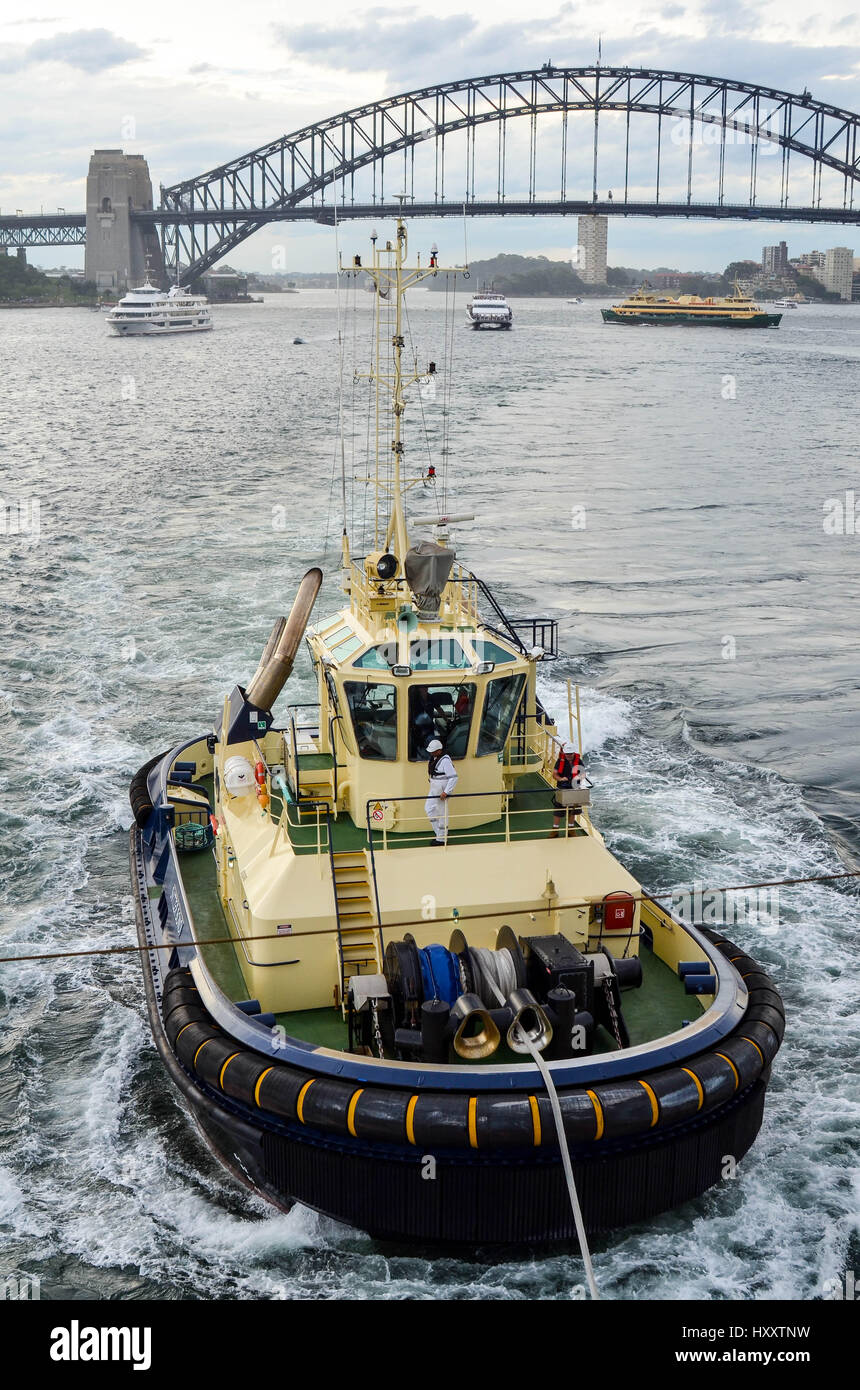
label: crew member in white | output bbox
[425,737,458,845]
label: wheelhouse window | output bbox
[329,634,363,660]
[352,642,397,670]
[472,638,516,666]
[344,681,397,760]
[409,638,469,670]
[476,673,526,756]
[409,682,476,760]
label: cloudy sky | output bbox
[3,0,860,272]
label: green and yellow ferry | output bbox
[602,283,782,327]
[130,222,783,1249]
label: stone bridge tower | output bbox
[84,150,164,292]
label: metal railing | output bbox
[345,560,558,661]
[269,790,331,860]
[363,784,590,850]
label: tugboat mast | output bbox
[342,210,465,567]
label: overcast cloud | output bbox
[2,0,859,271]
[0,26,146,75]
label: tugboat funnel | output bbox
[245,567,323,711]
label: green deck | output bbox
[297,752,333,771]
[276,771,586,855]
[181,847,247,1001]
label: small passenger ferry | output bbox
[107,281,213,335]
[466,286,513,328]
[602,283,782,328]
[130,222,783,1248]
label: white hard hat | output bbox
[427,738,443,752]
[562,741,577,754]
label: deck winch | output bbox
[361,926,642,1063]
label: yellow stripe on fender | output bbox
[741,1036,764,1065]
[528,1095,542,1147]
[347,1089,364,1137]
[405,1095,418,1145]
[219,1053,240,1089]
[468,1096,478,1149]
[639,1079,659,1128]
[296,1078,314,1123]
[175,1021,196,1043]
[681,1066,704,1111]
[586,1089,604,1140]
[715,1052,739,1090]
[192,1039,213,1069]
[254,1067,274,1108]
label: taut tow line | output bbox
[0,866,856,967]
[476,948,599,1299]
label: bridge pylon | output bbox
[84,150,163,292]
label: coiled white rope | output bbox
[473,947,600,1300]
[470,946,518,1007]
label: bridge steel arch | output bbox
[159,66,860,281]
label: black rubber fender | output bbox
[174,1019,222,1070]
[160,928,783,1153]
[255,1063,314,1120]
[130,750,170,829]
[165,1002,209,1049]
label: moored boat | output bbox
[130,222,783,1248]
[602,283,782,327]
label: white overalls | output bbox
[425,753,458,842]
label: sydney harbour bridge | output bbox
[3,65,860,284]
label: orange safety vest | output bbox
[555,750,581,784]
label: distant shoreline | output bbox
[0,300,99,310]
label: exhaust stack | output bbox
[245,567,323,711]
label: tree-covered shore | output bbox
[0,255,99,306]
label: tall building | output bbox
[84,150,163,292]
[577,215,608,284]
[792,250,825,275]
[761,241,788,273]
[822,246,854,302]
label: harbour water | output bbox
[1,290,858,1299]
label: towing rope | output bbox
[0,866,856,966]
[469,947,518,1007]
[478,957,600,1299]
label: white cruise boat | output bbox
[107,281,213,335]
[466,286,513,329]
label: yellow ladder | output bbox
[331,850,382,1013]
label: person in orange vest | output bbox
[551,741,582,837]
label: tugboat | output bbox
[602,282,782,328]
[466,285,513,329]
[130,221,783,1247]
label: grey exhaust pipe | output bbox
[245,567,323,711]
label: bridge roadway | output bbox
[2,198,859,250]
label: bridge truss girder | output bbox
[0,217,86,249]
[158,66,860,281]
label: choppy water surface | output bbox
[1,289,858,1300]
